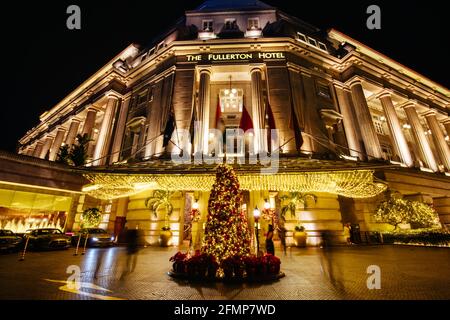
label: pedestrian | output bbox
[266,224,275,255]
[344,223,352,245]
[120,228,141,279]
[277,223,287,256]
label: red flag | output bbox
[215,95,222,129]
[239,102,253,132]
[266,101,276,130]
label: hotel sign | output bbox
[186,52,286,62]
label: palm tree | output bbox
[279,192,317,222]
[145,190,176,229]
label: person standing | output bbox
[277,223,287,256]
[120,228,141,279]
[266,224,275,255]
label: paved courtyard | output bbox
[0,244,449,300]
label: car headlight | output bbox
[110,236,115,241]
[92,237,99,241]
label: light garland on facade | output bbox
[83,169,387,200]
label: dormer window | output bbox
[308,37,317,46]
[297,32,307,43]
[156,41,165,52]
[318,42,328,52]
[202,20,213,31]
[247,18,260,30]
[224,18,237,30]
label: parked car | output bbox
[71,228,115,247]
[0,229,23,252]
[25,228,71,250]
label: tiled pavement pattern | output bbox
[0,245,449,300]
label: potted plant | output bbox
[243,255,260,280]
[185,250,209,278]
[261,253,281,276]
[293,225,307,247]
[145,190,177,246]
[221,257,236,279]
[205,254,219,279]
[280,192,317,222]
[169,251,188,274]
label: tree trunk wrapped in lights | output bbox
[201,164,251,263]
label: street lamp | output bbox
[253,206,260,256]
[264,199,270,210]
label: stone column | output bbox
[93,93,119,166]
[377,91,413,167]
[424,111,450,171]
[65,119,81,146]
[110,95,131,164]
[39,135,54,159]
[402,102,438,172]
[196,68,211,154]
[443,119,450,139]
[49,128,66,161]
[81,108,98,138]
[348,78,383,159]
[33,142,44,157]
[250,67,266,154]
[333,82,364,159]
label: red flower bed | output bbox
[170,251,281,281]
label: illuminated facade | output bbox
[11,0,450,245]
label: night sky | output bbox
[0,0,447,152]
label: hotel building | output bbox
[2,0,450,246]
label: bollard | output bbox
[74,234,82,256]
[19,236,30,261]
[81,233,89,255]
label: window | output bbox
[137,90,148,106]
[224,19,237,30]
[308,37,317,46]
[317,83,331,99]
[297,32,307,42]
[156,41,165,52]
[381,145,393,160]
[318,42,328,51]
[373,119,384,135]
[247,18,260,30]
[202,20,213,31]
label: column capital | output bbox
[442,119,450,125]
[105,90,121,100]
[249,64,265,74]
[400,100,418,110]
[346,75,365,88]
[198,67,212,75]
[70,117,82,124]
[44,133,55,139]
[332,80,347,90]
[422,110,437,118]
[375,88,394,100]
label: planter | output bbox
[172,261,185,274]
[159,229,173,246]
[207,266,218,279]
[293,231,307,247]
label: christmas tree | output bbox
[202,164,251,262]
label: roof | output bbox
[190,0,275,12]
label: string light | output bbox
[83,169,387,200]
